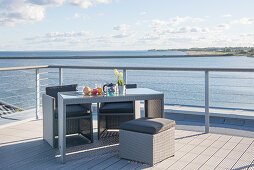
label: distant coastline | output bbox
[149,47,254,57]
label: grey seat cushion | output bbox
[99,84,137,114]
[125,84,137,89]
[99,102,133,113]
[120,117,175,134]
[55,104,91,118]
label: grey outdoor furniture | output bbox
[119,117,175,165]
[97,84,139,139]
[57,88,164,163]
[42,84,93,148]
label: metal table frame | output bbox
[57,88,164,163]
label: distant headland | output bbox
[148,47,254,57]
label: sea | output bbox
[0,50,254,110]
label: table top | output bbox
[58,88,163,104]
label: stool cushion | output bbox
[120,117,175,134]
[99,102,133,113]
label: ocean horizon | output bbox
[0,50,185,58]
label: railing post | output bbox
[205,70,209,133]
[59,68,63,85]
[123,69,127,84]
[35,68,40,120]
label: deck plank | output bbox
[153,132,211,169]
[120,162,142,170]
[71,153,117,170]
[1,142,54,169]
[104,159,130,170]
[89,155,121,170]
[54,150,117,170]
[0,119,254,170]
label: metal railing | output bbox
[1,65,254,133]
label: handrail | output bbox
[0,65,49,71]
[0,54,232,60]
[0,65,254,72]
[49,65,254,72]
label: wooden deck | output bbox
[0,119,254,170]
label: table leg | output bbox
[145,98,164,118]
[161,97,164,118]
[135,100,141,119]
[58,95,66,163]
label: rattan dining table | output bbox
[57,88,164,163]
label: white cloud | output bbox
[70,13,88,20]
[169,16,204,26]
[246,33,254,36]
[240,33,254,37]
[216,24,230,30]
[150,16,204,29]
[28,0,65,6]
[24,30,140,50]
[232,17,254,25]
[45,31,92,38]
[140,17,254,48]
[190,27,210,33]
[222,14,232,18]
[70,0,111,8]
[0,0,66,26]
[20,27,254,50]
[151,20,168,28]
[0,0,45,26]
[112,32,132,38]
[177,27,209,33]
[153,26,210,35]
[25,31,93,43]
[142,33,160,40]
[140,32,250,49]
[173,27,190,33]
[112,24,134,38]
[113,24,130,31]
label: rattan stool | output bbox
[119,117,175,165]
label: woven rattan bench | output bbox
[119,117,175,165]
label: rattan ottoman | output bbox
[119,117,175,165]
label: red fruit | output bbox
[92,88,98,95]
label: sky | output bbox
[0,0,254,51]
